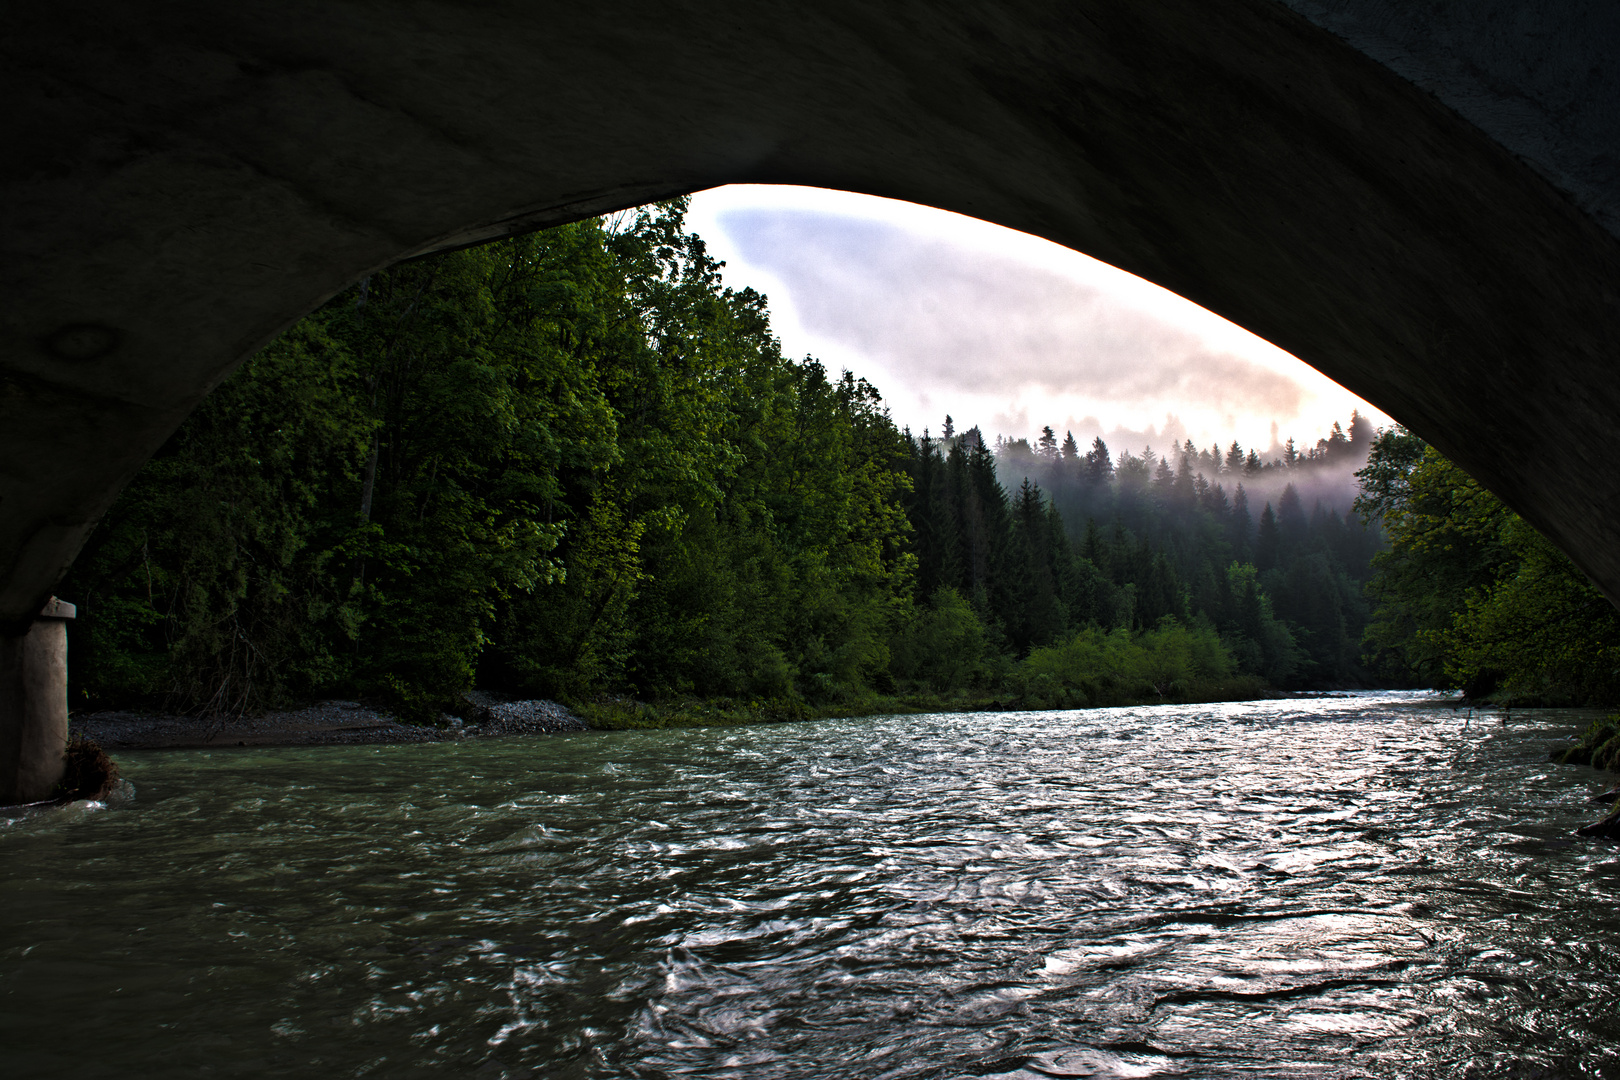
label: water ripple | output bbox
[5,694,1620,1077]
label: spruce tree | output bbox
[1256,503,1281,571]
[1173,451,1197,507]
[1082,517,1107,576]
[1348,410,1375,453]
[1277,483,1307,547]
[1225,441,1245,475]
[1085,437,1114,486]
[1325,421,1350,462]
[1153,455,1176,500]
[1230,484,1254,559]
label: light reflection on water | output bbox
[5,694,1620,1078]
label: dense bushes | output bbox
[1356,431,1620,705]
[1016,619,1262,709]
[889,587,998,692]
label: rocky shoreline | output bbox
[69,694,587,751]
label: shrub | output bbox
[1018,618,1238,705]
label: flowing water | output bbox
[5,694,1620,1079]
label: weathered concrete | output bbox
[0,599,76,803]
[2,0,1619,641]
[1281,1,1620,239]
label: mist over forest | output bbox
[986,411,1377,518]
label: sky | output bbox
[684,185,1389,460]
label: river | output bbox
[5,693,1620,1078]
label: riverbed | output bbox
[5,693,1619,1078]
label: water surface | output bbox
[5,694,1620,1078]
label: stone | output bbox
[471,699,589,736]
[1576,811,1620,840]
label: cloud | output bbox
[718,210,1305,418]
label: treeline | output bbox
[1354,429,1620,705]
[61,200,1393,722]
[902,417,1386,693]
[994,413,1375,486]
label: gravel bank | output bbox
[71,697,587,750]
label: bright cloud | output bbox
[685,186,1387,455]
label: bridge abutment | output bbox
[0,598,76,804]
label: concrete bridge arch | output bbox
[3,0,1618,798]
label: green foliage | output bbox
[890,587,993,690]
[1446,523,1620,703]
[1016,619,1260,709]
[1356,429,1620,704]
[64,200,920,717]
[67,198,1433,722]
[577,696,812,730]
[65,317,375,712]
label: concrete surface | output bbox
[0,600,75,802]
[2,0,1618,638]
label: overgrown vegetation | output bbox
[1353,428,1620,706]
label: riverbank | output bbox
[68,683,1368,749]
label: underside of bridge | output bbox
[2,1,1617,798]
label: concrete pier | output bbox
[0,598,76,804]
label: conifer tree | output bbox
[1173,451,1197,507]
[1230,484,1254,559]
[1325,421,1350,462]
[1081,517,1107,576]
[1277,483,1307,546]
[1085,437,1114,486]
[1256,503,1281,571]
[1348,410,1374,452]
[1005,479,1066,651]
[1225,441,1245,474]
[1153,455,1176,499]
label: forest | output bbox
[57,199,1620,725]
[1352,428,1620,705]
